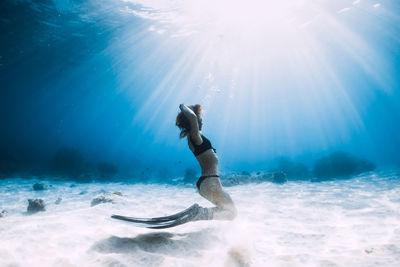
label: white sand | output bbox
[0,173,399,266]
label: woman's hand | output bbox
[178,103,202,143]
[179,104,197,119]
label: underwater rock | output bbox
[91,192,122,207]
[222,171,289,186]
[313,151,376,180]
[91,196,113,207]
[272,172,287,184]
[222,173,268,186]
[0,210,8,218]
[221,176,242,186]
[33,183,46,191]
[55,197,62,204]
[221,175,247,186]
[27,199,46,213]
[241,171,251,176]
[275,157,310,180]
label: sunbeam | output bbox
[1,0,399,168]
[1,1,400,265]
[98,0,399,166]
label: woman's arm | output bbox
[179,104,202,144]
[179,104,196,118]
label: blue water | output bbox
[1,2,400,265]
[1,0,399,179]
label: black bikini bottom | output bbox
[196,175,220,190]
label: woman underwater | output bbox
[111,104,236,228]
[176,104,237,221]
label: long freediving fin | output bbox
[111,204,199,223]
[144,208,199,229]
[111,203,212,229]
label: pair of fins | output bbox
[111,204,202,229]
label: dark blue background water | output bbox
[1,0,399,179]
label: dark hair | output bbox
[176,104,202,138]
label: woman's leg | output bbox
[198,177,237,220]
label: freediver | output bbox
[176,104,237,221]
[111,104,236,228]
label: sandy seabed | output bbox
[0,173,399,267]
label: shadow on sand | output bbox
[92,227,219,258]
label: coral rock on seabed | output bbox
[55,197,62,204]
[91,196,113,207]
[275,157,310,180]
[272,172,287,184]
[313,151,376,180]
[90,192,123,207]
[33,183,46,191]
[0,210,8,218]
[27,199,46,213]
[91,192,123,207]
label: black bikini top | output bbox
[189,135,216,156]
